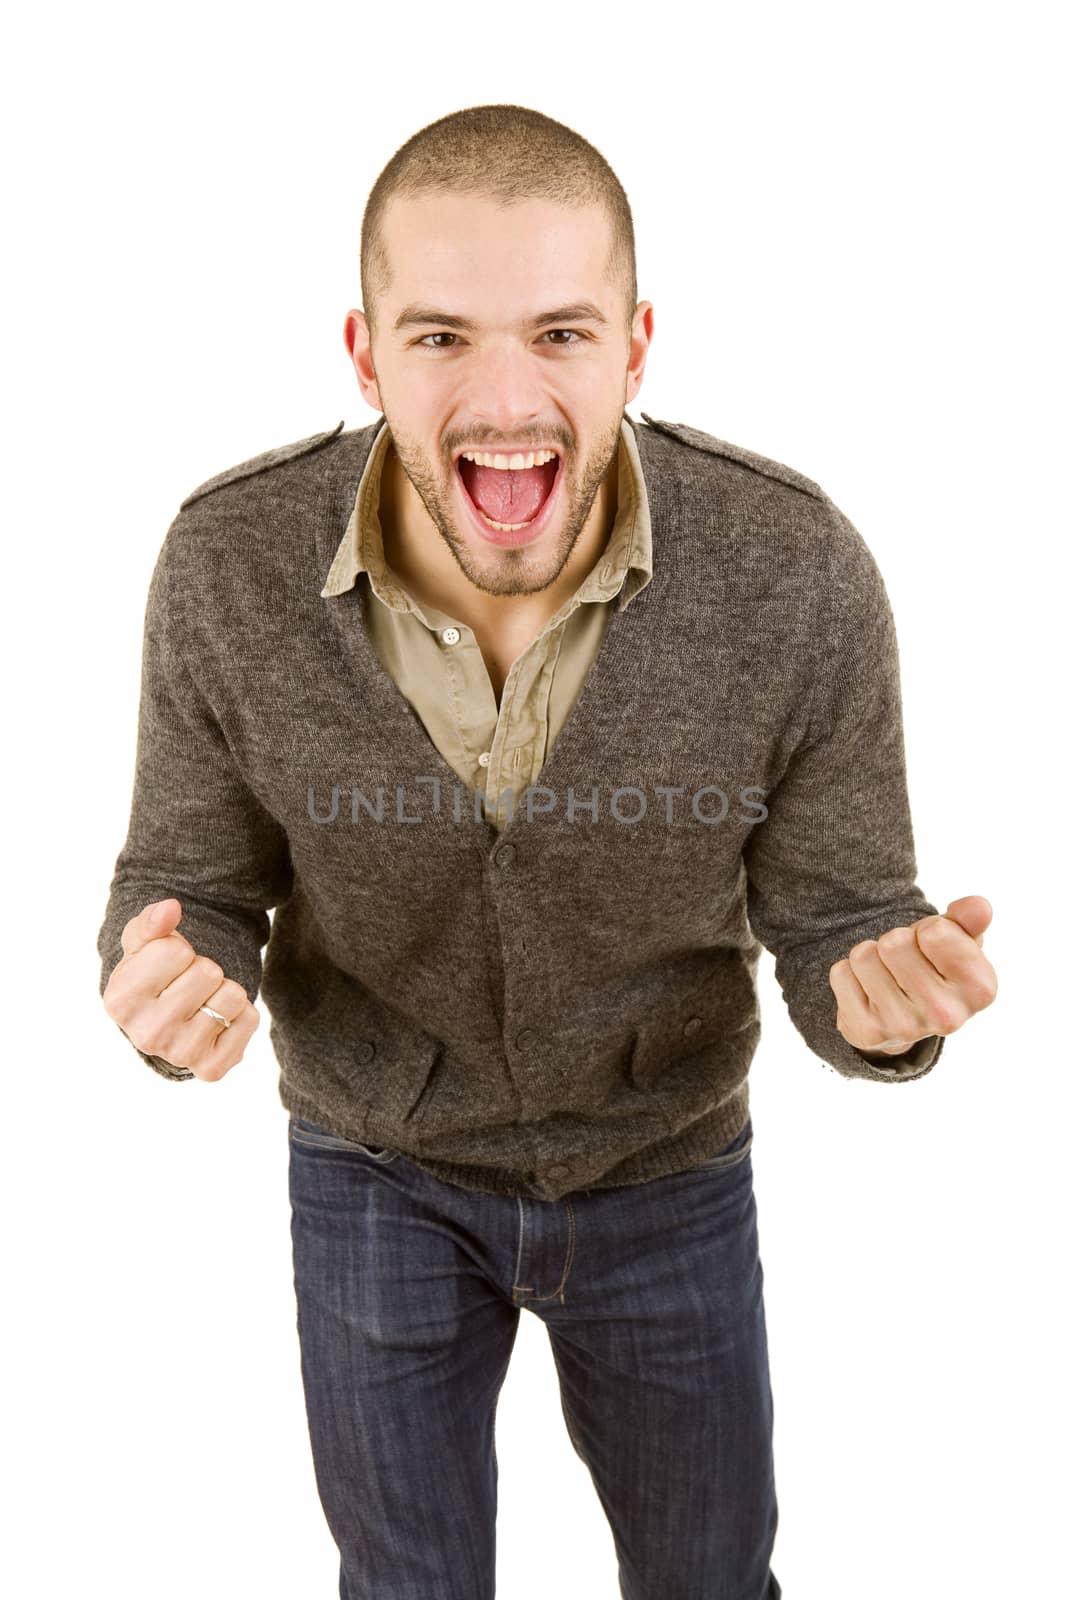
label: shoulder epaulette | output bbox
[179,420,346,510]
[638,412,829,504]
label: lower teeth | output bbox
[479,509,534,532]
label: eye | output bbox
[415,329,587,350]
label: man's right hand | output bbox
[103,898,261,1080]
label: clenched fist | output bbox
[103,898,261,1080]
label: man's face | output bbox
[345,191,652,599]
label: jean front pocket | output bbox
[684,1117,754,1174]
[288,1115,400,1163]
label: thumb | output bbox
[121,896,184,957]
[942,894,993,950]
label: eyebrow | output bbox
[392,300,610,334]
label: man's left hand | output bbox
[829,894,998,1057]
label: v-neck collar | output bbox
[318,412,661,851]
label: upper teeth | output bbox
[459,449,558,470]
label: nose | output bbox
[463,342,553,442]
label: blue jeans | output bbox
[288,1110,782,1599]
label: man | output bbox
[98,104,997,1599]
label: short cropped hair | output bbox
[360,103,638,341]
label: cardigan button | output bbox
[354,1041,376,1063]
[683,1016,703,1038]
[515,1028,538,1051]
[495,842,516,867]
[546,1163,571,1179]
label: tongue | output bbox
[461,459,557,523]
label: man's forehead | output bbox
[376,192,618,327]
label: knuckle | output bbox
[215,977,246,1009]
[972,973,998,1007]
[197,956,225,986]
[138,1022,169,1055]
[103,988,126,1024]
[926,1000,964,1033]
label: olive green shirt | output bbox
[319,416,652,829]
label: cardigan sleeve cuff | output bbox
[772,950,947,1083]
[854,1033,944,1079]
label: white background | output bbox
[3,2,1062,1595]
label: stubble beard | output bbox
[389,419,623,599]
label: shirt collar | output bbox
[320,415,653,620]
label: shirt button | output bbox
[440,626,461,645]
[477,751,491,767]
[515,1028,538,1051]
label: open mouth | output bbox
[453,450,564,548]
